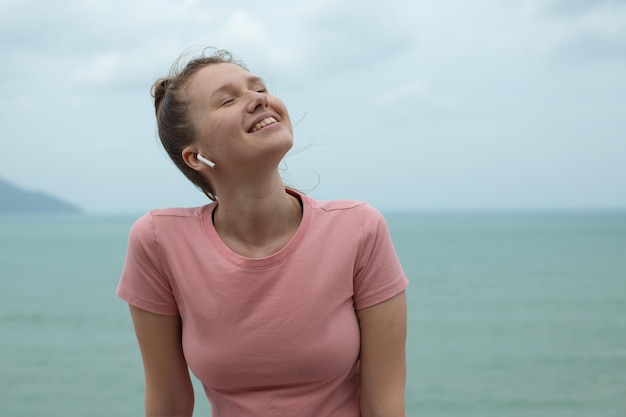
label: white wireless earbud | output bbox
[197,154,215,169]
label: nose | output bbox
[246,90,269,113]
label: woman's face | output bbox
[186,63,293,172]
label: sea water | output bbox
[1,211,624,416]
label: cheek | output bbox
[272,97,292,130]
[200,118,232,152]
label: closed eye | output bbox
[253,82,268,94]
[219,97,235,107]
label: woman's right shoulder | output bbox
[129,205,210,240]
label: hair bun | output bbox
[152,77,172,113]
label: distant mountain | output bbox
[0,178,82,213]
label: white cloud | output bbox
[375,81,459,109]
[51,138,128,154]
[225,10,270,43]
[0,0,625,212]
[73,53,119,86]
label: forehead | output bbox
[187,63,254,99]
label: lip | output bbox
[247,113,280,133]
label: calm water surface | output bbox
[1,211,624,416]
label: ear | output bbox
[182,146,205,171]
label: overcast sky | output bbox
[1,0,625,213]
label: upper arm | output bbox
[129,305,194,417]
[357,290,407,417]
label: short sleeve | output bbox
[117,212,179,315]
[353,204,409,310]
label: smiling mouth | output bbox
[250,117,278,133]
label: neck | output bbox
[211,172,302,257]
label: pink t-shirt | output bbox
[117,190,408,417]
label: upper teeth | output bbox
[251,117,277,133]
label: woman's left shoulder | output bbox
[311,197,364,212]
[310,197,388,225]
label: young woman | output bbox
[118,49,409,417]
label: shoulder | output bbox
[128,205,211,241]
[136,205,209,223]
[300,195,388,243]
[308,196,385,224]
[311,198,365,213]
[149,206,207,219]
